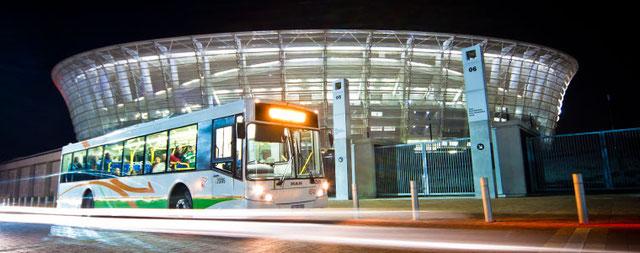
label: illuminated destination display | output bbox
[254,103,318,127]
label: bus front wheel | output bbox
[170,185,192,209]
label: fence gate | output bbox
[375,138,474,197]
[527,128,640,193]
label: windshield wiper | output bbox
[276,171,286,186]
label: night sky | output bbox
[0,1,636,162]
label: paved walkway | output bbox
[329,194,640,227]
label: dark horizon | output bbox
[1,1,636,162]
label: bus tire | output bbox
[169,184,192,209]
[81,190,94,209]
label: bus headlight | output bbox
[322,181,329,191]
[264,193,273,202]
[316,188,324,197]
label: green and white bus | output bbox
[57,99,328,209]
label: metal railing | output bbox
[375,138,474,196]
[0,195,57,207]
[527,127,640,193]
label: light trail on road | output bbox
[0,207,626,252]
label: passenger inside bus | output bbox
[169,145,195,170]
[259,149,275,164]
[182,146,195,166]
[70,157,83,171]
[169,147,182,170]
[103,152,112,172]
[87,155,99,171]
[152,156,166,173]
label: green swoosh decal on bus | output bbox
[94,197,239,209]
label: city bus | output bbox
[56,99,328,209]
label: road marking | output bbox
[565,227,591,250]
[544,227,575,249]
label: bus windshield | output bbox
[246,123,322,180]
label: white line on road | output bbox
[0,211,626,253]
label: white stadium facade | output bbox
[51,29,577,143]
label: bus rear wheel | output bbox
[81,190,94,208]
[170,185,192,209]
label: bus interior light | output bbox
[268,108,306,123]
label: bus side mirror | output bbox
[236,123,245,139]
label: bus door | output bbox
[211,116,239,197]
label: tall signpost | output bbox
[332,78,352,200]
[461,44,496,198]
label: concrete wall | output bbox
[0,149,61,199]
[491,122,532,197]
[353,139,377,198]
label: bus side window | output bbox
[103,142,124,177]
[168,125,197,171]
[60,154,72,183]
[71,150,87,182]
[124,137,145,176]
[212,116,235,175]
[87,146,104,179]
[145,131,168,174]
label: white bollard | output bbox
[45,196,49,207]
[480,177,494,223]
[572,173,589,224]
[352,183,359,209]
[30,197,34,207]
[37,196,41,207]
[410,180,419,220]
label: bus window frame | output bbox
[103,141,125,177]
[167,124,199,172]
[86,145,105,173]
[144,130,169,174]
[211,115,242,180]
[123,135,147,176]
[244,120,323,182]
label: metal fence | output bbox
[375,138,474,196]
[527,128,640,193]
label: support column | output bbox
[461,44,496,198]
[333,78,352,200]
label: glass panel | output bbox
[71,150,86,172]
[247,123,323,180]
[61,154,72,174]
[103,142,124,176]
[169,125,197,170]
[145,131,168,174]
[86,146,104,172]
[61,154,72,183]
[247,123,292,180]
[215,126,233,159]
[123,137,146,176]
[293,129,323,178]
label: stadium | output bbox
[51,29,578,143]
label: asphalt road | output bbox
[1,208,639,252]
